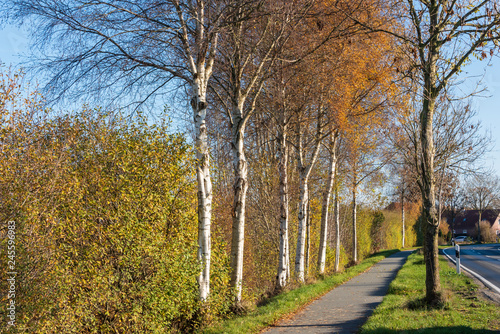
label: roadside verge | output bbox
[442,247,500,295]
[360,250,500,333]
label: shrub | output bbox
[0,76,231,333]
[479,220,497,243]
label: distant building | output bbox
[443,209,500,237]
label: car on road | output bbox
[452,236,468,244]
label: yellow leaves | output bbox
[0,75,202,331]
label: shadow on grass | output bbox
[411,259,425,265]
[256,249,402,309]
[406,295,450,310]
[203,249,404,334]
[362,327,500,334]
[273,322,499,334]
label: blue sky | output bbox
[1,24,499,176]
[457,56,500,175]
[0,25,27,67]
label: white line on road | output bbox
[443,247,500,295]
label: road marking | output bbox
[443,247,500,295]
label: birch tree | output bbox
[465,173,500,242]
[212,0,314,302]
[334,181,342,272]
[267,64,294,290]
[300,4,394,275]
[399,173,408,248]
[293,103,325,282]
[267,0,359,289]
[317,131,339,274]
[1,0,227,301]
[345,132,387,263]
[392,163,420,248]
[441,178,466,239]
[216,0,353,295]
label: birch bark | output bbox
[224,8,283,303]
[306,198,311,276]
[176,0,219,301]
[192,81,212,301]
[318,133,338,274]
[352,180,358,263]
[402,196,405,249]
[334,188,341,272]
[276,120,290,289]
[294,122,322,283]
[229,104,249,303]
[295,170,309,283]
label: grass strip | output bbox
[360,251,500,334]
[202,249,400,334]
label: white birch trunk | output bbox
[276,125,289,289]
[334,189,341,272]
[230,106,248,303]
[318,137,337,274]
[294,120,322,283]
[192,82,212,301]
[352,183,358,263]
[402,196,405,249]
[295,173,309,282]
[175,0,219,302]
[286,237,290,279]
[305,198,311,276]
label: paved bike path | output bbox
[263,250,412,334]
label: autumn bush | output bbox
[0,71,231,333]
[324,243,349,273]
[380,202,421,250]
[479,220,498,243]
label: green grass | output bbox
[360,251,500,334]
[202,249,400,334]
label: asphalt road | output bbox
[444,243,500,291]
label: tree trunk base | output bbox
[408,293,446,310]
[229,300,248,315]
[425,292,446,308]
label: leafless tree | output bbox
[465,173,500,242]
[440,176,466,239]
[394,0,500,305]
